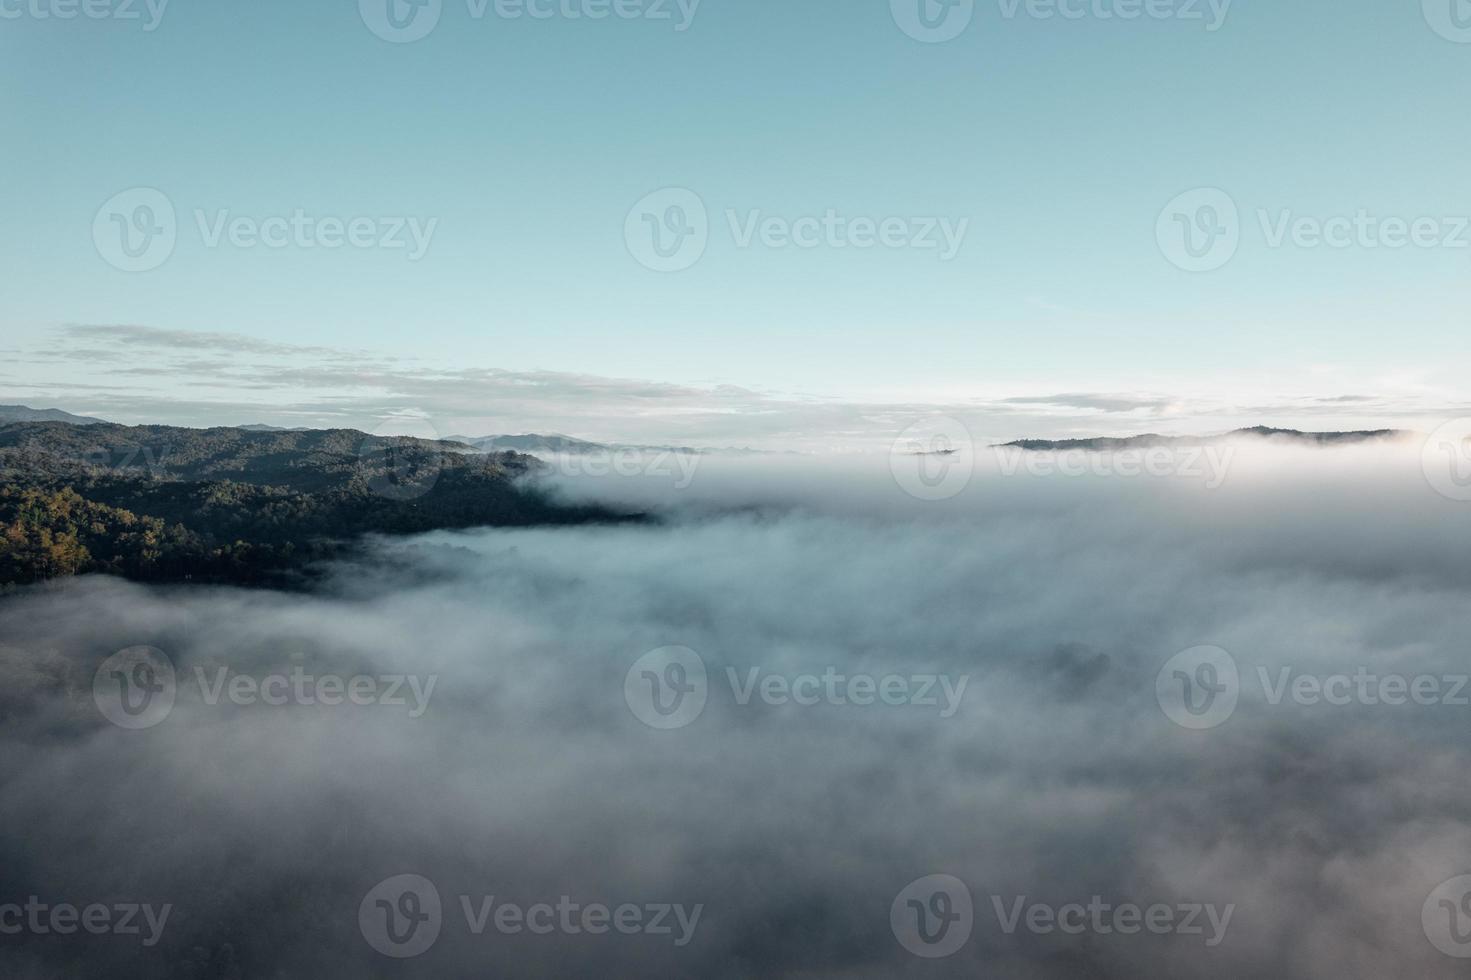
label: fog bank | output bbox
[2,439,1469,977]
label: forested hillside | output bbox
[0,421,625,588]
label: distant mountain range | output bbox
[447,433,626,454]
[0,406,1416,459]
[0,405,107,426]
[447,433,722,455]
[0,406,784,455]
[997,426,1411,451]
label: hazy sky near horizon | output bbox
[3,0,1469,445]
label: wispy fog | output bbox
[3,439,1470,978]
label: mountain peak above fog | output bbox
[997,426,1411,451]
[447,433,717,455]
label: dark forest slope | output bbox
[0,421,627,588]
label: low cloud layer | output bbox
[2,441,1470,977]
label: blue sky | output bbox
[2,0,1469,445]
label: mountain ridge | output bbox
[996,426,1411,451]
[0,419,631,589]
[0,404,108,426]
